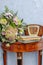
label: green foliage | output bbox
[0,6,24,44]
[4,6,9,12]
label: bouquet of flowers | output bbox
[0,6,23,44]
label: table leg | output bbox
[38,51,42,65]
[3,50,7,65]
[17,52,22,65]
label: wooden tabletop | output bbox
[1,38,43,52]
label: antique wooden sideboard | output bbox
[1,24,43,65]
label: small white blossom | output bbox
[5,12,13,19]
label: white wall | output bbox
[0,0,43,65]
